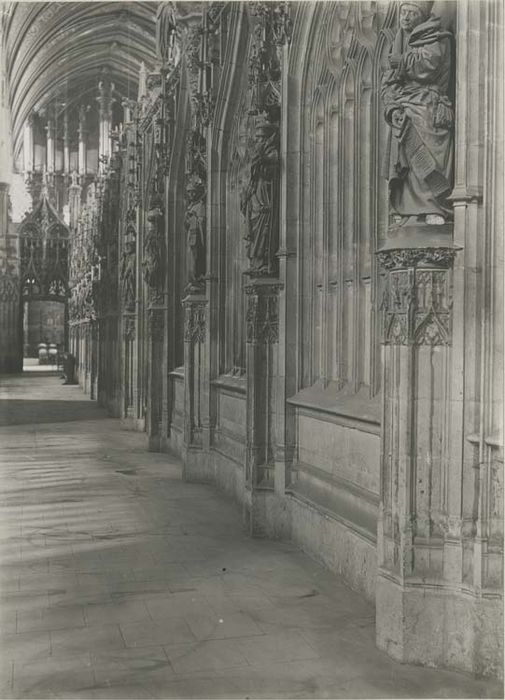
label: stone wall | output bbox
[85,0,503,680]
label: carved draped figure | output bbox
[142,207,165,294]
[240,127,280,276]
[156,2,177,65]
[381,14,454,220]
[185,195,206,288]
[120,243,136,311]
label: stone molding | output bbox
[377,244,456,347]
[245,281,282,344]
[183,297,207,344]
[376,246,457,271]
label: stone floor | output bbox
[0,374,502,700]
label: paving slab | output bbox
[0,374,502,699]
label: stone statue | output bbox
[75,271,96,320]
[156,2,178,67]
[240,114,280,276]
[381,1,454,225]
[120,239,136,311]
[185,174,206,292]
[142,201,165,297]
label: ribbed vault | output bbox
[4,1,158,164]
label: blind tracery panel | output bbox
[300,3,393,400]
[223,87,251,376]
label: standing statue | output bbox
[185,174,206,292]
[142,200,165,298]
[156,2,178,67]
[381,1,454,225]
[120,239,136,312]
[240,114,280,276]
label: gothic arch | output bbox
[210,4,251,375]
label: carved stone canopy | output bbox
[19,193,70,300]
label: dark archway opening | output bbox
[17,192,71,373]
[22,297,67,372]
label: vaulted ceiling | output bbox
[3,1,158,163]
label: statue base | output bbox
[383,221,454,251]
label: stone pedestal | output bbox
[375,224,502,676]
[146,305,165,450]
[121,312,136,418]
[182,294,209,478]
[243,278,288,537]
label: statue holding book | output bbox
[381,1,454,225]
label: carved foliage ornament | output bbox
[376,246,457,270]
[245,284,280,344]
[378,247,455,346]
[184,301,206,343]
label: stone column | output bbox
[23,114,34,176]
[146,306,165,448]
[182,294,208,476]
[0,183,21,373]
[375,224,459,658]
[176,4,213,477]
[45,115,56,201]
[63,112,70,177]
[143,199,166,450]
[45,116,55,175]
[243,278,288,537]
[78,106,88,178]
[97,78,114,168]
[375,220,503,679]
[68,173,82,231]
[121,312,136,416]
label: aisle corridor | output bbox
[0,375,501,699]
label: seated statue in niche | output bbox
[120,239,136,312]
[381,1,454,225]
[240,114,280,276]
[185,174,206,293]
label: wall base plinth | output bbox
[182,447,212,483]
[243,488,291,539]
[376,573,504,679]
